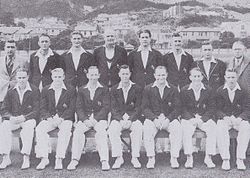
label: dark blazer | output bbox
[40,83,76,121]
[180,84,215,122]
[93,45,127,87]
[29,50,63,88]
[76,84,110,122]
[110,83,142,122]
[128,48,162,88]
[215,85,250,121]
[1,83,40,122]
[193,59,226,90]
[61,50,95,88]
[162,51,194,89]
[141,83,180,122]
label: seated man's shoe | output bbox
[204,155,215,168]
[146,156,155,169]
[185,155,193,169]
[170,157,179,169]
[101,160,110,171]
[0,155,11,169]
[112,157,124,169]
[36,158,49,170]
[221,160,230,171]
[54,158,63,170]
[236,159,246,170]
[131,157,141,169]
[67,159,79,170]
[21,155,30,170]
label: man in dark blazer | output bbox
[93,29,127,88]
[67,66,110,171]
[192,42,226,90]
[35,68,76,170]
[108,64,143,169]
[142,66,182,169]
[128,29,162,88]
[162,33,194,90]
[216,68,250,171]
[180,67,216,169]
[0,68,39,170]
[61,31,95,89]
[29,33,63,90]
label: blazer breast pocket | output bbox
[62,103,68,108]
[97,101,102,106]
[212,73,220,81]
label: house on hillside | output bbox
[221,21,250,38]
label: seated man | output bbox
[108,64,143,169]
[216,68,250,170]
[0,67,39,169]
[180,67,216,169]
[142,66,182,169]
[35,68,76,170]
[67,66,110,171]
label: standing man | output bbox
[216,69,250,170]
[162,33,194,90]
[93,28,127,88]
[180,67,216,169]
[67,66,110,171]
[108,64,143,169]
[35,68,76,170]
[0,40,29,107]
[29,34,63,91]
[61,31,95,89]
[193,42,226,90]
[0,68,39,169]
[142,66,182,169]
[128,29,162,88]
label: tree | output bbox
[124,30,139,48]
[220,31,235,48]
[0,12,15,26]
[17,22,25,28]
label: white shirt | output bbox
[49,82,67,106]
[223,83,241,103]
[234,56,243,67]
[172,49,186,70]
[152,81,170,98]
[201,57,217,79]
[67,47,87,70]
[188,83,205,101]
[117,80,134,103]
[84,82,103,100]
[14,82,32,105]
[35,48,54,73]
[137,46,152,69]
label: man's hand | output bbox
[10,116,18,124]
[154,118,162,130]
[16,115,26,123]
[84,119,93,128]
[120,120,131,130]
[122,113,130,121]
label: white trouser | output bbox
[0,119,36,155]
[181,118,217,155]
[35,118,72,159]
[71,120,109,162]
[217,117,250,160]
[143,119,182,158]
[108,120,143,158]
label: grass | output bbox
[1,151,250,178]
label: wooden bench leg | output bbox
[230,137,237,168]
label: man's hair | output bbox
[5,40,16,46]
[51,68,64,75]
[15,67,29,76]
[154,65,168,74]
[201,41,213,47]
[87,66,99,74]
[39,33,51,39]
[189,67,202,75]
[225,68,237,74]
[172,32,182,38]
[138,29,152,38]
[119,64,131,72]
[71,31,83,38]
[232,41,246,49]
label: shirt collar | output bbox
[84,81,103,90]
[14,82,32,92]
[35,48,54,58]
[67,46,87,55]
[223,83,241,91]
[171,49,187,56]
[137,45,152,52]
[117,80,135,89]
[188,83,205,91]
[49,82,67,91]
[201,56,217,63]
[152,81,170,89]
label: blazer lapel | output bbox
[146,51,153,69]
[136,51,144,69]
[162,87,172,101]
[198,61,208,80]
[13,89,21,106]
[170,53,178,71]
[56,88,67,107]
[93,87,103,101]
[22,90,32,106]
[117,88,125,104]
[209,61,218,78]
[67,53,77,72]
[239,58,250,77]
[48,89,56,107]
[110,46,119,68]
[126,85,135,104]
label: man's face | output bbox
[87,68,100,83]
[51,72,65,85]
[202,44,213,60]
[154,68,167,85]
[16,71,28,88]
[139,32,151,47]
[119,68,131,83]
[172,36,183,50]
[189,70,203,84]
[71,34,83,48]
[232,43,246,59]
[104,30,116,46]
[38,36,50,50]
[225,71,238,87]
[5,42,16,57]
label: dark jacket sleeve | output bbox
[60,88,77,121]
[142,87,158,121]
[94,88,110,121]
[1,91,12,120]
[239,93,250,121]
